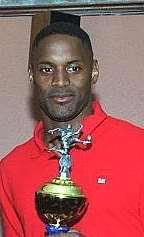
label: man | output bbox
[0,21,144,237]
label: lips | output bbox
[53,96,73,104]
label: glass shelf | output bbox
[0,0,144,16]
[0,0,143,7]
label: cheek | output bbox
[70,71,92,87]
[35,74,52,90]
[72,78,91,90]
[35,82,49,99]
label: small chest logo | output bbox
[97,176,107,184]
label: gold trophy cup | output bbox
[35,125,91,235]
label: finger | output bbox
[49,232,86,237]
[49,233,79,237]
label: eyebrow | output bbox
[38,60,83,66]
[67,60,83,64]
[38,61,53,66]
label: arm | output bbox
[74,136,91,145]
[139,173,144,229]
[47,128,60,135]
[48,146,64,156]
[0,163,24,237]
[74,125,83,135]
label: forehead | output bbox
[34,34,88,63]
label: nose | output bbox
[51,68,70,87]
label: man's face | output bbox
[32,34,94,122]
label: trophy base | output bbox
[45,224,70,235]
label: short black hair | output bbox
[32,21,93,58]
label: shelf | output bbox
[0,0,144,16]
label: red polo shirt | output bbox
[0,102,144,237]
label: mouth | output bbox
[52,95,73,104]
[48,90,75,105]
[49,92,74,104]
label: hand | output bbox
[50,234,78,237]
[49,231,85,237]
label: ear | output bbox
[92,59,99,84]
[28,64,34,83]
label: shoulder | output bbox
[107,115,143,135]
[98,115,144,169]
[0,138,36,171]
[105,116,144,151]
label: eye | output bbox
[66,64,82,73]
[39,66,53,74]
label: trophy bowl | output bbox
[36,177,88,235]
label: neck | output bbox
[42,99,93,147]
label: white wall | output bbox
[82,15,144,128]
[0,17,33,159]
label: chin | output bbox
[47,113,77,122]
[45,108,81,122]
[42,100,86,122]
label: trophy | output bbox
[35,124,91,236]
